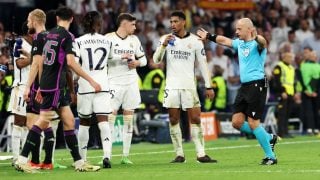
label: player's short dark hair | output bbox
[56,6,74,21]
[116,13,136,27]
[170,11,186,20]
[82,11,102,34]
[288,30,295,35]
[46,10,57,30]
[21,21,28,36]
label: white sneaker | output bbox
[74,160,100,172]
[14,161,38,173]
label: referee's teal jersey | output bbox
[232,39,266,83]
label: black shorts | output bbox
[40,89,70,111]
[26,88,41,114]
[233,79,267,120]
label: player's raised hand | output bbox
[197,28,208,41]
[162,34,175,46]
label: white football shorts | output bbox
[77,92,112,118]
[8,85,27,116]
[162,89,201,109]
[109,82,141,111]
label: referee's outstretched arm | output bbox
[197,28,232,47]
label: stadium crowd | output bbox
[0,0,319,146]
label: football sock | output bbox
[21,126,28,146]
[43,127,54,164]
[169,123,184,157]
[64,130,82,162]
[12,125,23,161]
[98,121,111,159]
[77,125,89,161]
[51,120,59,163]
[108,114,116,159]
[240,121,253,135]
[191,123,205,157]
[123,115,133,157]
[253,125,276,159]
[21,125,42,162]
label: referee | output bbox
[197,18,278,165]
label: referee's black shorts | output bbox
[233,79,267,120]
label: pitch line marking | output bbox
[0,139,319,165]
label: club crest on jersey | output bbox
[187,44,192,49]
[243,48,250,57]
[130,43,133,48]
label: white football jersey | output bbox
[157,33,211,89]
[73,33,112,93]
[12,38,31,87]
[106,32,146,85]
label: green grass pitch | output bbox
[1,135,319,180]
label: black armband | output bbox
[206,33,217,42]
[206,87,214,90]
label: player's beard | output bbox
[28,28,36,35]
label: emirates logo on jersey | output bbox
[243,48,250,57]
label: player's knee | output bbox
[232,113,245,129]
[231,116,244,129]
[169,117,179,125]
[34,119,50,130]
[190,116,200,124]
[232,121,241,129]
[14,115,26,126]
[61,118,75,130]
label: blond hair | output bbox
[29,9,46,24]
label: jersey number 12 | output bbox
[85,47,107,71]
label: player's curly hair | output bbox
[82,11,102,34]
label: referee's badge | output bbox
[243,48,249,57]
